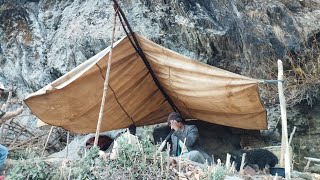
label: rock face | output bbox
[0,0,320,171]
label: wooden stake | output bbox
[166,142,171,174]
[289,126,296,146]
[278,59,291,179]
[226,153,231,169]
[93,8,117,147]
[41,126,54,157]
[239,153,246,175]
[66,131,70,158]
[160,152,163,176]
[178,138,186,177]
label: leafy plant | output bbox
[63,146,105,180]
[8,127,233,179]
[9,148,55,180]
[198,160,229,180]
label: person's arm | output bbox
[173,125,199,147]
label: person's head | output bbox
[167,112,184,128]
[128,124,136,135]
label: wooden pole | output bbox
[66,131,70,158]
[226,153,231,169]
[239,153,246,175]
[93,9,117,147]
[288,126,296,146]
[278,59,291,179]
[41,126,54,156]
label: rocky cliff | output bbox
[0,0,319,171]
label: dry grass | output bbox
[8,128,235,180]
[252,31,320,107]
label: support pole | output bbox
[278,59,291,179]
[225,153,231,169]
[41,126,54,157]
[66,131,70,158]
[239,153,246,175]
[288,126,296,146]
[93,9,117,147]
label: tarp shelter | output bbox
[25,33,267,133]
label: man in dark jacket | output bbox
[168,112,212,164]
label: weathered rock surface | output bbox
[1,0,320,171]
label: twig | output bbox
[8,132,47,150]
[11,121,35,136]
[9,130,24,148]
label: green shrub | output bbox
[9,148,55,180]
[8,127,232,179]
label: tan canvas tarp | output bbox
[24,34,266,133]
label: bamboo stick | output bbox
[66,131,70,158]
[289,126,296,146]
[93,8,118,146]
[42,126,54,157]
[166,142,171,174]
[160,152,163,176]
[239,153,246,175]
[226,153,231,169]
[304,157,320,162]
[178,138,186,178]
[278,59,291,179]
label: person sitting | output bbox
[167,112,212,164]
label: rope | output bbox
[112,0,181,115]
[259,79,284,84]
